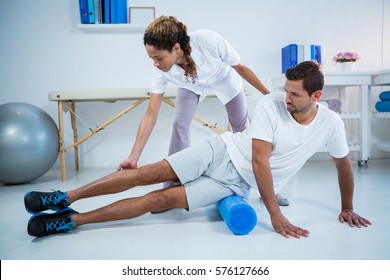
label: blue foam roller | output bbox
[218,195,257,235]
[379,91,390,101]
[375,101,390,112]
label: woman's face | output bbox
[145,44,179,72]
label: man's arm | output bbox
[252,138,309,238]
[333,156,372,227]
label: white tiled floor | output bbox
[0,159,389,260]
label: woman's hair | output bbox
[285,61,324,95]
[144,16,196,83]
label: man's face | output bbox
[145,44,177,72]
[284,79,313,114]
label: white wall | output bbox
[0,0,389,170]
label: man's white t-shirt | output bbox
[150,29,243,104]
[221,93,349,194]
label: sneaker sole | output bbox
[27,207,78,237]
[24,192,43,214]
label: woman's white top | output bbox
[150,29,243,104]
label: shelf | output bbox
[373,112,390,119]
[348,143,361,152]
[317,143,360,153]
[377,143,390,152]
[338,112,361,119]
[78,24,146,33]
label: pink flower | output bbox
[333,52,361,63]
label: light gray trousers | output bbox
[164,87,249,187]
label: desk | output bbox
[49,87,249,181]
[272,71,372,166]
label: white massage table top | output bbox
[49,87,176,102]
[49,86,252,102]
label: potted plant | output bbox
[333,52,361,71]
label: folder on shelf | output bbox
[314,45,322,64]
[281,44,298,73]
[115,0,127,23]
[282,44,322,73]
[110,0,116,23]
[104,0,111,23]
[88,0,95,23]
[79,0,89,24]
[94,0,102,24]
[297,44,315,63]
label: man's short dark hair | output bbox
[285,61,324,95]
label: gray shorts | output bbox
[165,135,251,211]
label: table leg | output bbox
[70,101,79,172]
[58,101,66,181]
[359,85,370,166]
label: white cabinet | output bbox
[371,70,390,154]
[375,113,390,152]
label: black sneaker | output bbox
[27,208,78,237]
[24,190,70,214]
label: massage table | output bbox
[49,87,251,181]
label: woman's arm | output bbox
[117,93,164,171]
[233,63,270,94]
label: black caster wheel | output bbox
[358,160,368,167]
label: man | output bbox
[24,61,371,238]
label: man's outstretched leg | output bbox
[24,160,178,214]
[73,186,188,225]
[27,185,188,237]
[24,160,183,237]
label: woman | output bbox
[117,16,288,205]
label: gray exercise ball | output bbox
[0,102,59,184]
